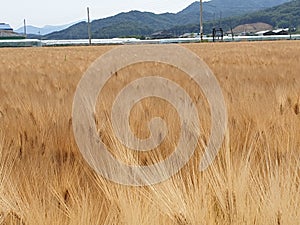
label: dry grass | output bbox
[0,41,299,224]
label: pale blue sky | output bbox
[1,1,209,29]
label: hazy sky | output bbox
[1,1,208,29]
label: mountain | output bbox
[175,0,291,23]
[44,11,181,39]
[202,0,300,34]
[202,0,292,18]
[44,0,292,39]
[16,22,79,35]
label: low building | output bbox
[272,28,289,35]
[0,23,13,31]
[179,33,198,38]
[256,28,289,36]
[0,23,25,40]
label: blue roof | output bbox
[0,23,13,31]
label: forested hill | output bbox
[44,0,293,39]
[168,0,300,35]
[204,0,300,34]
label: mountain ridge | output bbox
[44,0,293,39]
[16,21,81,35]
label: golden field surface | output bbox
[0,41,300,224]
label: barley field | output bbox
[0,41,300,224]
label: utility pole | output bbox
[87,7,92,45]
[229,19,234,41]
[23,19,27,38]
[200,0,203,41]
